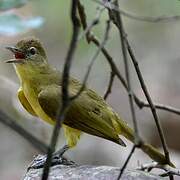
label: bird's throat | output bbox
[14,62,50,84]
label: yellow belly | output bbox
[23,84,55,125]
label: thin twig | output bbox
[125,35,174,180]
[137,162,180,177]
[78,1,129,95]
[41,1,80,180]
[71,20,111,101]
[92,0,180,23]
[117,145,136,179]
[111,1,140,179]
[0,109,48,153]
[112,0,140,142]
[104,71,115,100]
[62,1,80,106]
[78,7,105,41]
[126,38,171,163]
[139,102,180,116]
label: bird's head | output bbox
[5,37,50,82]
[5,37,47,66]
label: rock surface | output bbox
[23,155,163,180]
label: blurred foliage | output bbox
[121,0,180,15]
[0,0,43,36]
[0,14,44,35]
[0,0,28,11]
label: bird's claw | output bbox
[27,154,75,171]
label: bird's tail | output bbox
[113,115,175,167]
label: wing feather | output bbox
[38,85,61,119]
[38,85,126,146]
[18,87,37,116]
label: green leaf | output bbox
[0,0,28,11]
[0,13,44,36]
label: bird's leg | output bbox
[28,145,75,170]
[53,145,69,158]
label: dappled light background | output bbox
[1,0,180,179]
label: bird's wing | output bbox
[64,88,126,146]
[38,85,126,146]
[38,85,62,119]
[18,87,37,116]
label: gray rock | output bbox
[23,155,163,180]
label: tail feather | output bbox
[117,136,126,147]
[141,143,175,167]
[114,114,175,167]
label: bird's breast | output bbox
[22,82,55,125]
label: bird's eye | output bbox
[29,47,37,55]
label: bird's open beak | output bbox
[5,46,25,63]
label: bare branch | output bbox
[111,0,140,142]
[103,71,115,100]
[0,109,48,153]
[71,20,111,101]
[78,1,129,94]
[125,37,172,165]
[125,37,174,180]
[78,7,105,41]
[117,145,136,179]
[110,1,141,178]
[138,101,180,116]
[137,162,180,177]
[92,0,180,23]
[62,0,80,106]
[41,1,80,180]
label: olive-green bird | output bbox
[5,37,172,166]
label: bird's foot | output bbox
[28,145,74,170]
[53,145,69,158]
